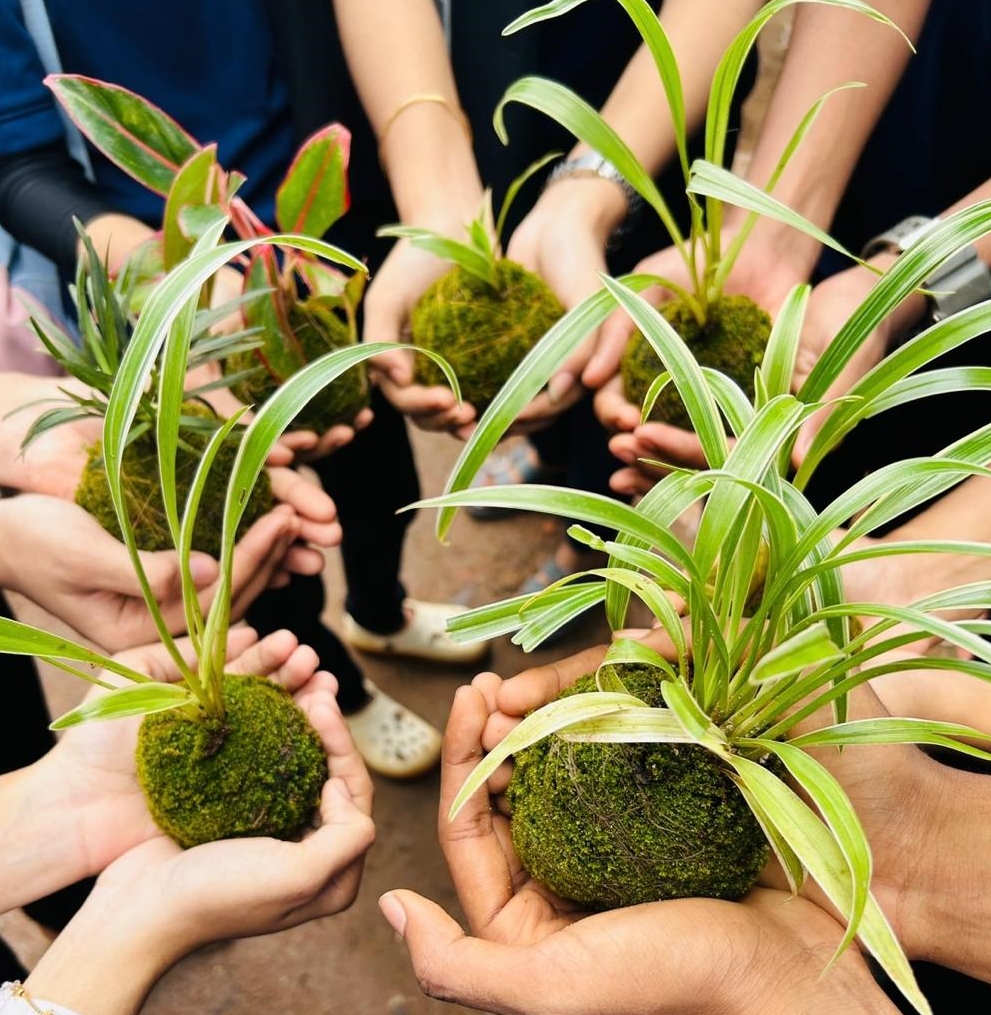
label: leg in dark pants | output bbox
[244,389,419,714]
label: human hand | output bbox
[20,645,374,1015]
[1,625,344,912]
[495,177,621,431]
[379,668,897,1015]
[0,491,329,647]
[264,466,341,581]
[0,373,100,497]
[790,256,907,468]
[363,234,478,435]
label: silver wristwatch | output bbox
[861,214,991,322]
[544,152,644,248]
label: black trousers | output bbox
[245,387,420,712]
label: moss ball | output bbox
[410,258,564,414]
[620,294,771,431]
[136,672,328,848]
[75,401,274,557]
[224,297,370,432]
[507,665,770,910]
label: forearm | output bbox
[21,883,180,1015]
[739,1,930,277]
[544,0,762,238]
[0,762,88,913]
[900,759,991,980]
[332,0,482,226]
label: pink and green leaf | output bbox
[242,249,306,378]
[45,74,200,195]
[163,145,223,269]
[275,123,351,237]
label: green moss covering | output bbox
[74,401,273,557]
[620,294,771,431]
[136,672,328,848]
[507,665,770,910]
[224,298,370,432]
[410,258,564,414]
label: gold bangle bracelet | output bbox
[377,93,472,160]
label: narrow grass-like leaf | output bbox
[730,756,928,1014]
[493,77,685,256]
[51,682,195,729]
[751,738,871,956]
[748,623,845,685]
[376,225,497,287]
[449,691,645,820]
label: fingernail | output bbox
[378,892,407,937]
[188,555,218,584]
[547,372,574,405]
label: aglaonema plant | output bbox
[395,149,991,1014]
[0,220,458,849]
[489,0,909,430]
[376,156,565,414]
[45,73,370,433]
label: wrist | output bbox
[532,172,628,250]
[897,761,991,977]
[861,215,991,335]
[543,152,643,250]
[24,894,175,1015]
[378,101,482,227]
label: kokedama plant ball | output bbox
[75,402,273,558]
[136,673,328,848]
[507,665,771,910]
[621,294,772,431]
[410,258,564,414]
[224,299,370,433]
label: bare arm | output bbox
[332,0,482,226]
[737,1,932,277]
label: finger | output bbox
[497,644,608,717]
[594,379,641,434]
[267,467,338,524]
[301,675,374,819]
[225,509,299,616]
[379,890,536,1015]
[227,628,305,679]
[438,685,515,932]
[280,544,330,576]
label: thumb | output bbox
[378,891,528,1014]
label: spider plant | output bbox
[487,0,909,429]
[376,155,565,413]
[400,176,991,1013]
[14,224,273,556]
[45,73,369,432]
[0,221,458,848]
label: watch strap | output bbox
[861,215,991,322]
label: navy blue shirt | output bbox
[0,0,294,227]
